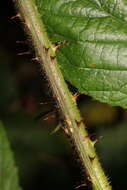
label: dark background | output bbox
[1,1,127,189]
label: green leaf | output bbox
[35,0,127,108]
[0,122,21,190]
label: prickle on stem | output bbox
[75,183,87,189]
[17,51,32,56]
[40,101,49,105]
[72,93,81,101]
[50,56,56,62]
[92,139,98,146]
[43,113,55,120]
[75,119,83,128]
[52,40,68,52]
[10,13,21,20]
[44,46,49,55]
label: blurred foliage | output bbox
[0,1,127,190]
[0,122,21,190]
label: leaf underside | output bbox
[0,122,21,190]
[36,0,127,109]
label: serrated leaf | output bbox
[0,122,21,190]
[35,0,127,109]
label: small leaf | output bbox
[0,121,21,190]
[35,0,127,108]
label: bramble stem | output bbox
[13,0,112,189]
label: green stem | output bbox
[13,0,112,189]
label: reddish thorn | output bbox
[72,93,81,100]
[84,134,93,140]
[10,13,20,20]
[40,102,48,105]
[75,184,87,189]
[52,40,68,51]
[44,47,49,54]
[92,139,98,146]
[43,113,55,120]
[17,51,32,56]
[92,136,103,146]
[50,56,56,61]
[84,135,90,140]
[75,120,83,127]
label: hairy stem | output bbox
[13,0,112,189]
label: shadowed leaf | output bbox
[0,121,21,190]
